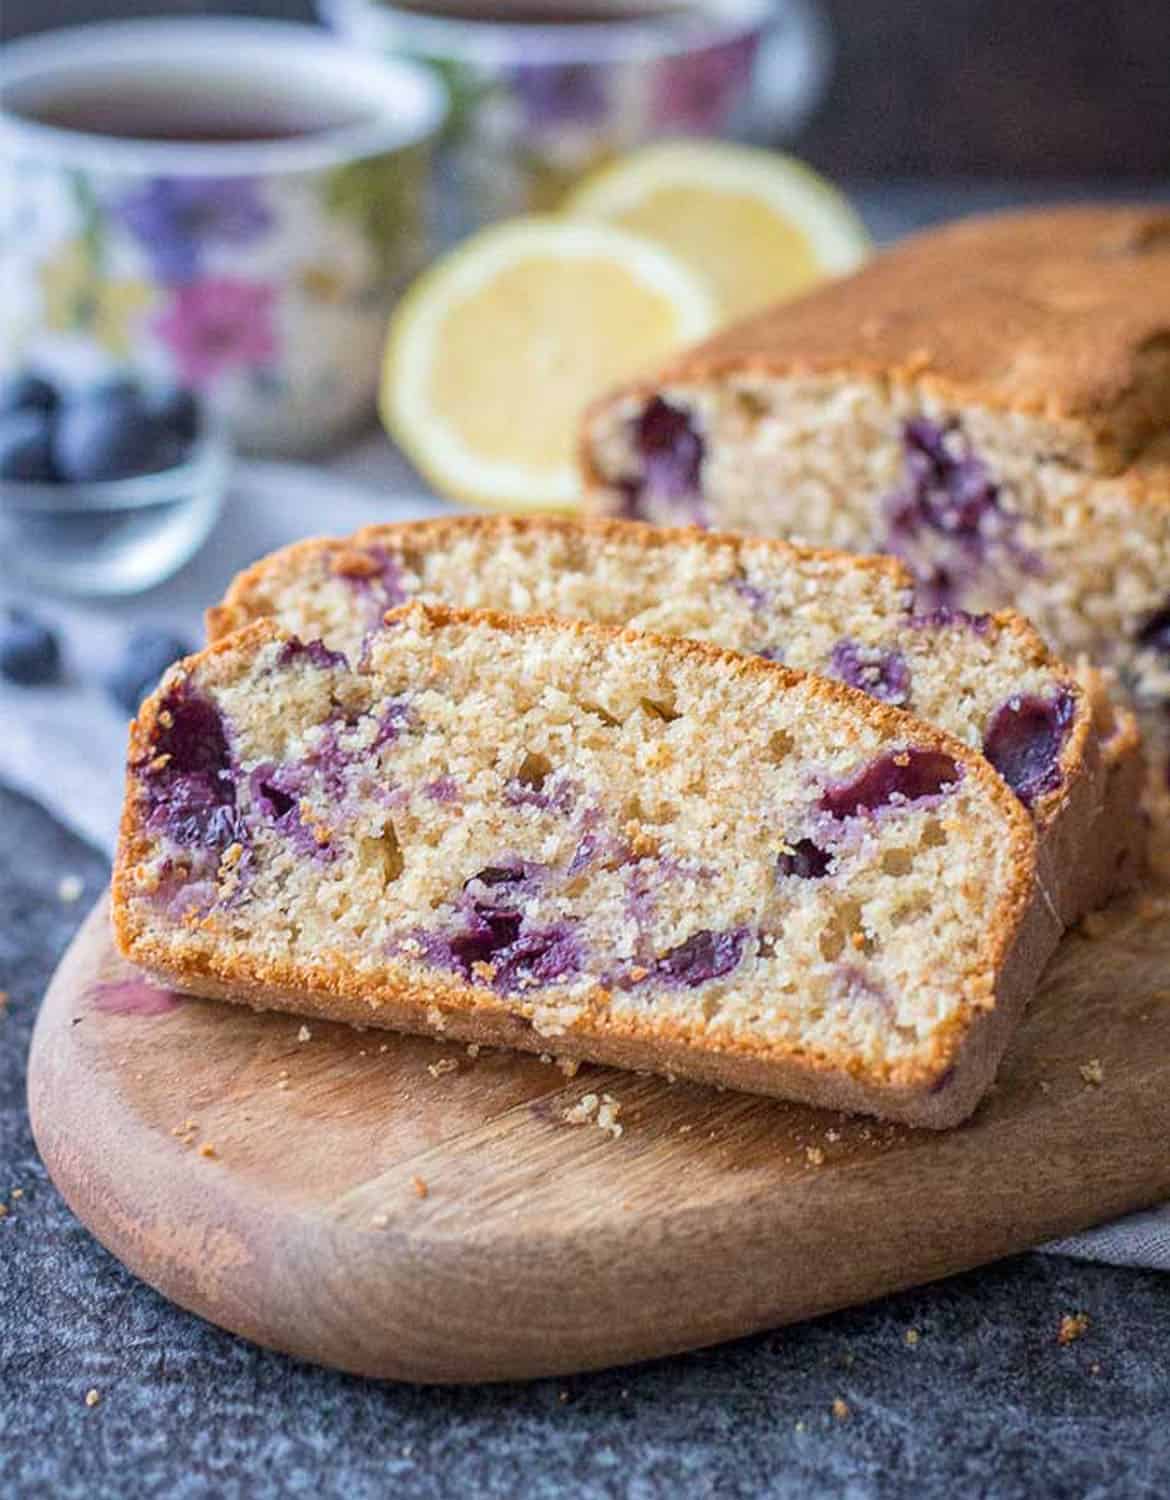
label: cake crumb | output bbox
[596,1093,623,1139]
[0,1203,8,1219]
[57,874,84,904]
[11,1188,23,1200]
[297,1025,312,1043]
[1038,1080,1052,1094]
[831,1397,850,1421]
[85,1389,101,1408]
[825,1129,842,1143]
[198,1142,218,1159]
[563,1093,600,1126]
[371,1212,389,1229]
[904,1328,920,1346]
[794,1420,806,1433]
[678,1123,694,1134]
[427,1057,459,1079]
[411,1175,429,1199]
[556,1055,580,1078]
[1078,1059,1105,1087]
[539,1053,554,1064]
[466,1043,480,1058]
[425,1005,447,1032]
[1089,1361,1101,1376]
[1058,1312,1090,1345]
[805,1145,825,1167]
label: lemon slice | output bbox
[381,217,716,512]
[565,141,870,323]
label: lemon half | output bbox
[381,217,716,512]
[565,140,870,323]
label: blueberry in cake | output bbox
[113,605,1062,1128]
[579,205,1170,811]
[207,515,1143,925]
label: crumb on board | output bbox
[466,1043,480,1058]
[556,1056,580,1078]
[197,1142,218,1160]
[297,1025,312,1043]
[825,1129,842,1143]
[562,1092,623,1138]
[1038,1080,1052,1094]
[905,1328,920,1346]
[805,1145,826,1167]
[411,1175,429,1200]
[427,1057,459,1079]
[1079,1059,1105,1087]
[371,1212,389,1229]
[85,1389,100,1408]
[1058,1313,1090,1345]
[57,874,84,904]
[425,1005,447,1032]
[831,1398,850,1422]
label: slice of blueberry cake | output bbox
[207,515,1142,924]
[114,606,1061,1129]
[579,205,1170,824]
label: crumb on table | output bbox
[831,1397,850,1421]
[1058,1312,1090,1345]
[1078,1059,1105,1087]
[805,1145,825,1167]
[427,1057,459,1079]
[197,1142,218,1160]
[297,1025,312,1043]
[905,1328,921,1346]
[84,1389,100,1408]
[411,1175,429,1200]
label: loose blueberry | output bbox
[777,838,832,879]
[0,410,57,481]
[0,607,62,685]
[106,628,192,714]
[829,639,910,705]
[820,749,959,819]
[150,385,201,444]
[656,928,746,987]
[983,691,1074,807]
[53,389,175,482]
[0,372,59,417]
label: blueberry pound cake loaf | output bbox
[579,205,1170,794]
[114,606,1062,1129]
[207,515,1142,925]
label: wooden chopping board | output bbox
[28,892,1170,1384]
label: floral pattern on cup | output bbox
[2,146,432,454]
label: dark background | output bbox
[4,0,1170,177]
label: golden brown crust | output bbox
[113,606,1059,1129]
[582,204,1170,477]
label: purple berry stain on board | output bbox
[89,979,183,1016]
[983,691,1074,806]
[619,398,706,523]
[829,639,911,706]
[820,749,959,819]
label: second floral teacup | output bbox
[0,19,445,456]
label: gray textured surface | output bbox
[2,782,1169,1500]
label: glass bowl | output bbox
[0,424,230,597]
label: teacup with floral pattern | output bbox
[0,19,445,456]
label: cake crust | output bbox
[582,205,1170,476]
[113,608,1061,1130]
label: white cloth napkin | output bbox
[2,436,1165,1270]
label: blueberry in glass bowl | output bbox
[0,371,229,596]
